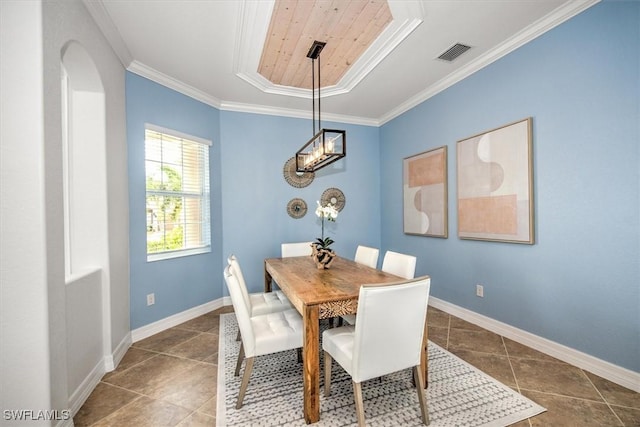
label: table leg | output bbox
[303,304,320,424]
[264,262,272,293]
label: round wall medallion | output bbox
[321,187,346,212]
[283,157,314,188]
[287,198,308,219]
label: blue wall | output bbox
[126,73,223,329]
[219,111,381,293]
[125,1,638,372]
[126,74,381,328]
[380,1,639,371]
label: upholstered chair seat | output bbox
[228,254,293,316]
[224,266,303,409]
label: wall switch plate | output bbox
[476,284,484,298]
[147,293,155,306]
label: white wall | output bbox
[0,0,130,421]
[0,1,55,421]
[66,269,103,408]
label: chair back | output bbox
[227,255,252,312]
[354,245,379,269]
[351,276,431,382]
[381,250,416,279]
[281,242,313,257]
[223,265,256,356]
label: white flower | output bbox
[316,201,338,222]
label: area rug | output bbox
[217,313,545,426]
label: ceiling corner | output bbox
[82,0,133,67]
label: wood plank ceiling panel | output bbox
[259,0,392,89]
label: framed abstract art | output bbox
[456,118,534,244]
[403,146,448,238]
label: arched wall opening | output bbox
[61,40,112,410]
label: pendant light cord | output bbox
[311,57,316,135]
[318,53,321,131]
[311,54,322,136]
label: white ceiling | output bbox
[84,0,598,126]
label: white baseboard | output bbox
[67,359,105,417]
[67,299,228,420]
[67,332,132,418]
[55,418,74,427]
[104,332,132,371]
[131,298,226,342]
[429,297,640,393]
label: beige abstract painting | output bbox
[403,146,448,237]
[456,118,534,243]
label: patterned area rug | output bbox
[217,314,545,426]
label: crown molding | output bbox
[379,0,600,125]
[127,60,376,126]
[82,0,133,67]
[127,61,222,109]
[89,0,599,128]
[219,101,379,127]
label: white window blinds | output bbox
[145,126,211,259]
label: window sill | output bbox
[147,246,211,262]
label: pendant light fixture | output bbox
[295,41,346,172]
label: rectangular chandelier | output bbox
[295,128,346,172]
[294,40,346,173]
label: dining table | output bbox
[264,255,429,424]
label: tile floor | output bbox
[75,306,640,426]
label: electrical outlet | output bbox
[147,293,155,306]
[476,284,484,298]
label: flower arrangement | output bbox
[312,201,338,268]
[315,201,338,248]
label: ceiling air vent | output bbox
[437,43,471,62]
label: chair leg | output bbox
[413,366,430,425]
[234,342,245,377]
[297,347,303,363]
[236,329,241,341]
[353,381,366,427]
[236,357,254,409]
[324,351,332,397]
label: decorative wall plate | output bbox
[287,198,308,219]
[283,157,314,188]
[321,187,346,212]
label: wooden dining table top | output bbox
[264,255,405,317]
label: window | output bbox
[145,125,211,261]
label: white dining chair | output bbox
[227,254,292,316]
[224,265,303,409]
[381,250,417,280]
[342,249,416,326]
[323,276,431,426]
[338,246,382,326]
[281,241,313,257]
[354,245,379,269]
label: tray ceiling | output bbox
[84,0,598,125]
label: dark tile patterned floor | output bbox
[75,306,640,426]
